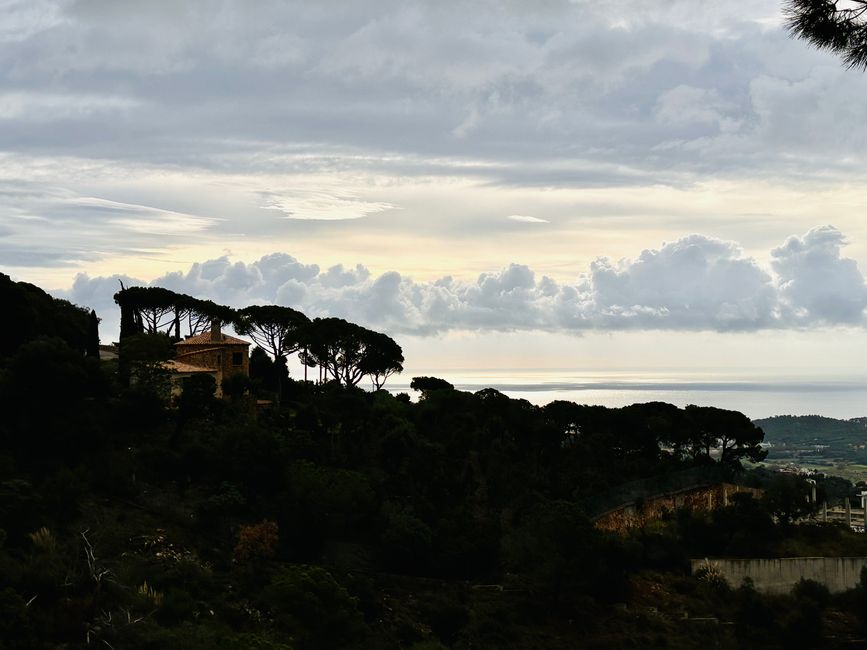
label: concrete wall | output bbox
[692,557,867,594]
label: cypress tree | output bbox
[86,309,100,358]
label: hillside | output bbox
[755,415,867,447]
[4,282,867,647]
[755,416,867,478]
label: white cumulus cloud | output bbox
[58,227,867,342]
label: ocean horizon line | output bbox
[384,375,867,420]
[389,379,867,394]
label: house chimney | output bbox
[210,319,221,342]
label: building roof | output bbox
[175,332,250,346]
[162,360,218,373]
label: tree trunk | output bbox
[274,355,285,405]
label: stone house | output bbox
[165,322,251,397]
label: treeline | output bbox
[756,415,867,467]
[0,273,97,360]
[756,414,867,447]
[3,276,867,647]
[114,286,404,392]
[0,341,789,647]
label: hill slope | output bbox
[755,415,867,471]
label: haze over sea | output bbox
[390,370,867,421]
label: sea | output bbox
[388,370,867,420]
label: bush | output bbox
[694,563,730,593]
[234,520,279,564]
[40,467,89,523]
[379,503,433,574]
[0,587,31,645]
[155,587,197,625]
[262,565,366,649]
[792,578,830,608]
[177,374,218,418]
[504,500,636,608]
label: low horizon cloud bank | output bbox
[58,225,867,340]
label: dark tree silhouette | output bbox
[685,405,767,468]
[763,474,816,525]
[118,295,139,341]
[295,320,321,382]
[785,0,867,68]
[234,305,310,400]
[86,310,100,358]
[302,318,403,388]
[302,317,346,384]
[410,376,454,395]
[114,286,236,341]
[113,286,179,335]
[249,345,277,391]
[173,295,235,339]
[0,273,90,358]
[358,330,404,389]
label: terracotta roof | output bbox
[162,360,218,373]
[175,332,250,346]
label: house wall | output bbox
[175,343,249,395]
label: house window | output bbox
[232,352,243,366]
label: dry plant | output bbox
[29,527,57,553]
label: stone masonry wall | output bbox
[594,483,763,534]
[175,343,249,396]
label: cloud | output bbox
[506,214,548,223]
[67,271,141,306]
[654,85,735,128]
[583,235,778,330]
[0,91,141,121]
[59,227,867,341]
[0,0,856,184]
[70,197,217,234]
[771,225,867,325]
[3,0,867,283]
[260,189,398,221]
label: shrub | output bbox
[262,565,366,649]
[379,502,432,573]
[694,562,730,592]
[234,520,279,564]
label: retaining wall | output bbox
[594,483,762,534]
[692,557,867,594]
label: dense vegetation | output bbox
[0,273,95,360]
[757,415,867,478]
[4,276,867,647]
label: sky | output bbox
[2,0,867,380]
